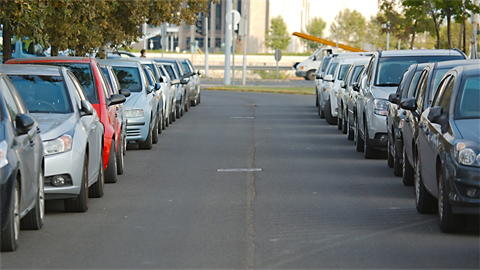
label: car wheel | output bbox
[306,70,315,81]
[105,142,118,183]
[387,138,394,168]
[337,114,343,130]
[139,124,153,150]
[318,103,325,119]
[315,92,319,107]
[347,114,354,140]
[438,168,467,232]
[173,109,177,122]
[393,141,402,176]
[363,122,379,159]
[342,108,348,134]
[1,180,20,251]
[152,118,159,144]
[185,97,189,112]
[89,156,104,198]
[166,115,170,127]
[355,114,364,152]
[414,155,437,214]
[324,98,337,125]
[161,113,166,130]
[402,144,414,186]
[64,155,89,212]
[198,93,201,104]
[116,137,124,175]
[21,168,45,230]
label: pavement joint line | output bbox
[217,168,262,172]
[230,117,255,119]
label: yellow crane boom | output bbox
[292,32,366,52]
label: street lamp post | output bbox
[382,21,391,51]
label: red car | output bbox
[6,57,126,183]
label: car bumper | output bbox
[44,149,85,200]
[368,113,389,149]
[126,116,150,143]
[449,165,480,215]
[296,70,307,77]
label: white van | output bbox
[1,34,46,63]
[293,47,334,80]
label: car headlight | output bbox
[454,140,480,167]
[374,99,390,116]
[43,133,73,156]
[0,140,9,168]
[125,109,144,118]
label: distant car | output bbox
[318,58,338,119]
[315,54,334,107]
[107,51,137,59]
[386,63,427,177]
[156,63,178,125]
[154,58,190,114]
[0,72,44,251]
[347,63,368,143]
[404,64,480,232]
[101,59,159,150]
[0,65,111,214]
[160,62,187,119]
[355,49,466,159]
[5,57,126,184]
[179,58,201,106]
[401,59,478,186]
[142,64,164,138]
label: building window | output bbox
[215,2,222,30]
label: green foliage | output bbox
[300,17,327,52]
[265,16,290,51]
[330,8,366,49]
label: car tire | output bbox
[64,155,89,212]
[116,137,124,175]
[198,93,201,104]
[21,168,45,230]
[393,142,402,176]
[160,113,165,132]
[387,139,394,168]
[318,103,325,119]
[402,144,414,186]
[347,114,354,140]
[152,118,159,144]
[89,157,104,198]
[354,114,364,152]
[363,122,379,159]
[123,134,127,156]
[324,98,337,125]
[342,109,348,134]
[306,70,315,81]
[1,180,20,251]
[438,168,467,232]
[166,115,170,127]
[414,155,436,214]
[105,142,118,183]
[337,115,343,130]
[173,109,177,122]
[139,124,153,150]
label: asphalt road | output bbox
[1,90,479,269]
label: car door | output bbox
[98,68,120,152]
[1,77,37,208]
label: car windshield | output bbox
[8,75,72,113]
[112,66,142,92]
[375,55,464,87]
[326,63,337,75]
[337,64,350,80]
[37,63,98,103]
[455,76,480,119]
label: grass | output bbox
[201,85,315,95]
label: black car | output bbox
[386,63,427,176]
[401,59,479,186]
[403,64,479,232]
[0,72,44,251]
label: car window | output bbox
[455,76,480,119]
[112,66,142,92]
[326,62,337,76]
[66,73,83,108]
[406,70,422,99]
[415,71,430,111]
[143,66,157,86]
[349,65,364,86]
[433,75,454,112]
[428,69,450,103]
[320,57,332,73]
[182,62,191,73]
[0,78,20,124]
[164,65,177,80]
[396,70,409,95]
[98,68,111,98]
[8,75,72,113]
[337,64,350,80]
[365,56,375,88]
[67,71,88,101]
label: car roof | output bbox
[336,57,371,65]
[128,58,158,64]
[457,63,480,76]
[430,59,480,69]
[0,64,63,76]
[96,58,141,67]
[378,49,465,57]
[6,56,92,64]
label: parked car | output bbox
[400,59,478,186]
[160,62,187,119]
[101,59,159,150]
[107,51,137,59]
[338,59,369,136]
[0,72,44,251]
[179,58,201,106]
[99,63,132,174]
[318,58,338,118]
[294,47,334,80]
[355,49,466,159]
[154,58,190,114]
[315,54,334,107]
[142,64,164,136]
[347,63,368,143]
[157,63,178,125]
[0,65,113,214]
[386,63,427,177]
[5,57,126,183]
[403,64,479,232]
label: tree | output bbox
[300,16,327,51]
[330,8,366,49]
[265,15,290,51]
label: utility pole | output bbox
[242,14,248,86]
[205,14,209,77]
[224,0,232,85]
[471,0,479,59]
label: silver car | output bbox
[180,58,201,106]
[0,65,106,212]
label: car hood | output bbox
[370,86,398,99]
[455,119,480,142]
[124,92,145,109]
[33,113,76,141]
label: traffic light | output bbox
[195,16,205,36]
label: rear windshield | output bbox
[8,75,72,113]
[112,67,142,92]
[375,55,464,87]
[455,76,480,119]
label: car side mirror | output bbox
[119,89,131,97]
[360,76,367,90]
[171,79,180,85]
[388,93,400,105]
[154,83,161,90]
[428,106,449,133]
[352,82,359,92]
[400,98,417,111]
[15,114,35,135]
[324,74,333,82]
[146,85,155,93]
[80,100,94,117]
[316,74,322,80]
[197,70,201,76]
[108,94,126,107]
[180,79,188,85]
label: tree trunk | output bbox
[410,20,418,49]
[458,23,463,50]
[462,6,467,53]
[428,4,441,49]
[2,20,13,62]
[446,12,452,49]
